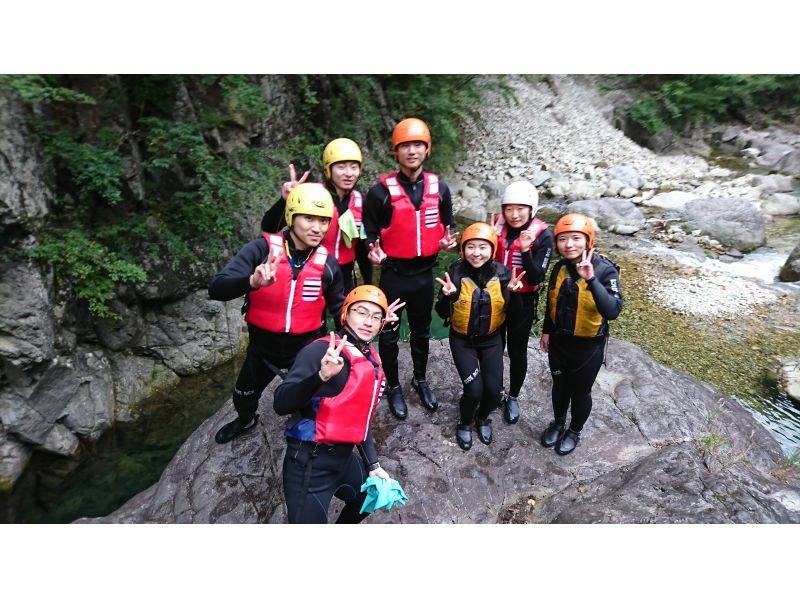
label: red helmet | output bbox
[392,118,431,157]
[554,213,595,249]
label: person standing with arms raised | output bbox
[363,118,458,420]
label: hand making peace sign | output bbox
[508,267,527,292]
[435,272,457,296]
[281,163,310,199]
[319,332,347,382]
[249,246,282,288]
[367,239,387,265]
[575,248,595,281]
[439,226,458,251]
[384,298,406,325]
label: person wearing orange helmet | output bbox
[208,183,346,444]
[540,213,623,456]
[363,117,458,420]
[435,222,526,450]
[273,285,401,523]
[493,180,554,425]
[261,138,373,294]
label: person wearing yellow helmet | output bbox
[362,117,458,420]
[492,180,554,425]
[261,138,373,293]
[209,183,347,444]
[273,285,403,523]
[434,222,526,450]
[540,213,623,456]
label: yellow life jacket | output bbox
[450,275,506,336]
[547,263,605,338]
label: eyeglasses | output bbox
[350,307,384,325]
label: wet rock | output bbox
[775,360,800,402]
[110,353,181,422]
[87,340,800,524]
[671,197,766,252]
[92,299,145,351]
[779,243,800,282]
[0,426,31,491]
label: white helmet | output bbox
[501,180,539,212]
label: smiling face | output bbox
[502,204,532,229]
[463,239,493,269]
[556,231,588,262]
[345,300,385,342]
[394,141,427,175]
[329,160,361,196]
[290,214,331,250]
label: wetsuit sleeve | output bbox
[208,237,268,301]
[363,183,390,248]
[357,428,379,467]
[521,229,553,286]
[587,258,624,320]
[438,180,456,229]
[261,197,286,233]
[541,264,560,335]
[323,255,345,326]
[273,342,349,415]
[497,263,512,311]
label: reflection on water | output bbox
[740,381,800,457]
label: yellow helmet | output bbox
[285,183,334,226]
[322,138,363,179]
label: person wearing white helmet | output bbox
[493,180,554,425]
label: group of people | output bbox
[208,117,624,523]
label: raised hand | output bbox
[575,248,595,280]
[367,239,387,265]
[319,332,347,381]
[250,246,281,288]
[509,267,527,292]
[385,298,406,325]
[281,163,310,199]
[519,228,536,252]
[488,213,502,228]
[439,226,458,251]
[435,271,457,296]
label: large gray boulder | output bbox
[84,339,800,524]
[606,165,644,190]
[762,193,800,216]
[569,198,646,235]
[779,242,800,282]
[777,149,800,179]
[670,197,766,252]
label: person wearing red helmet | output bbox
[261,138,373,294]
[540,213,623,456]
[208,183,345,444]
[493,180,554,425]
[435,222,526,450]
[363,117,458,420]
[274,285,401,523]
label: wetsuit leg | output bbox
[476,335,505,420]
[547,336,570,424]
[377,268,405,387]
[449,335,483,423]
[231,343,277,421]
[506,292,538,397]
[333,451,370,524]
[355,241,373,285]
[405,272,433,381]
[563,337,605,432]
[340,262,356,295]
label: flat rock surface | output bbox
[81,339,800,524]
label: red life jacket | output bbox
[245,233,328,334]
[321,190,363,265]
[314,340,385,444]
[494,217,549,293]
[379,171,444,259]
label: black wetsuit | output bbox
[501,222,553,398]
[261,182,372,294]
[274,331,381,524]
[542,254,623,432]
[363,170,455,386]
[435,260,511,424]
[208,231,345,422]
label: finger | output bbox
[298,170,310,184]
[288,163,296,182]
[516,269,526,281]
[393,301,406,311]
[328,331,335,350]
[435,277,446,286]
[445,272,452,283]
[333,334,347,356]
[388,298,402,310]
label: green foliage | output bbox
[0,75,95,104]
[26,229,146,319]
[624,75,800,133]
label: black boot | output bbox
[540,420,566,448]
[555,429,580,455]
[385,385,407,420]
[474,416,493,445]
[503,394,520,424]
[456,424,473,451]
[214,414,259,444]
[411,378,438,412]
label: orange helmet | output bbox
[461,222,498,255]
[554,213,595,249]
[392,118,431,157]
[340,284,389,325]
